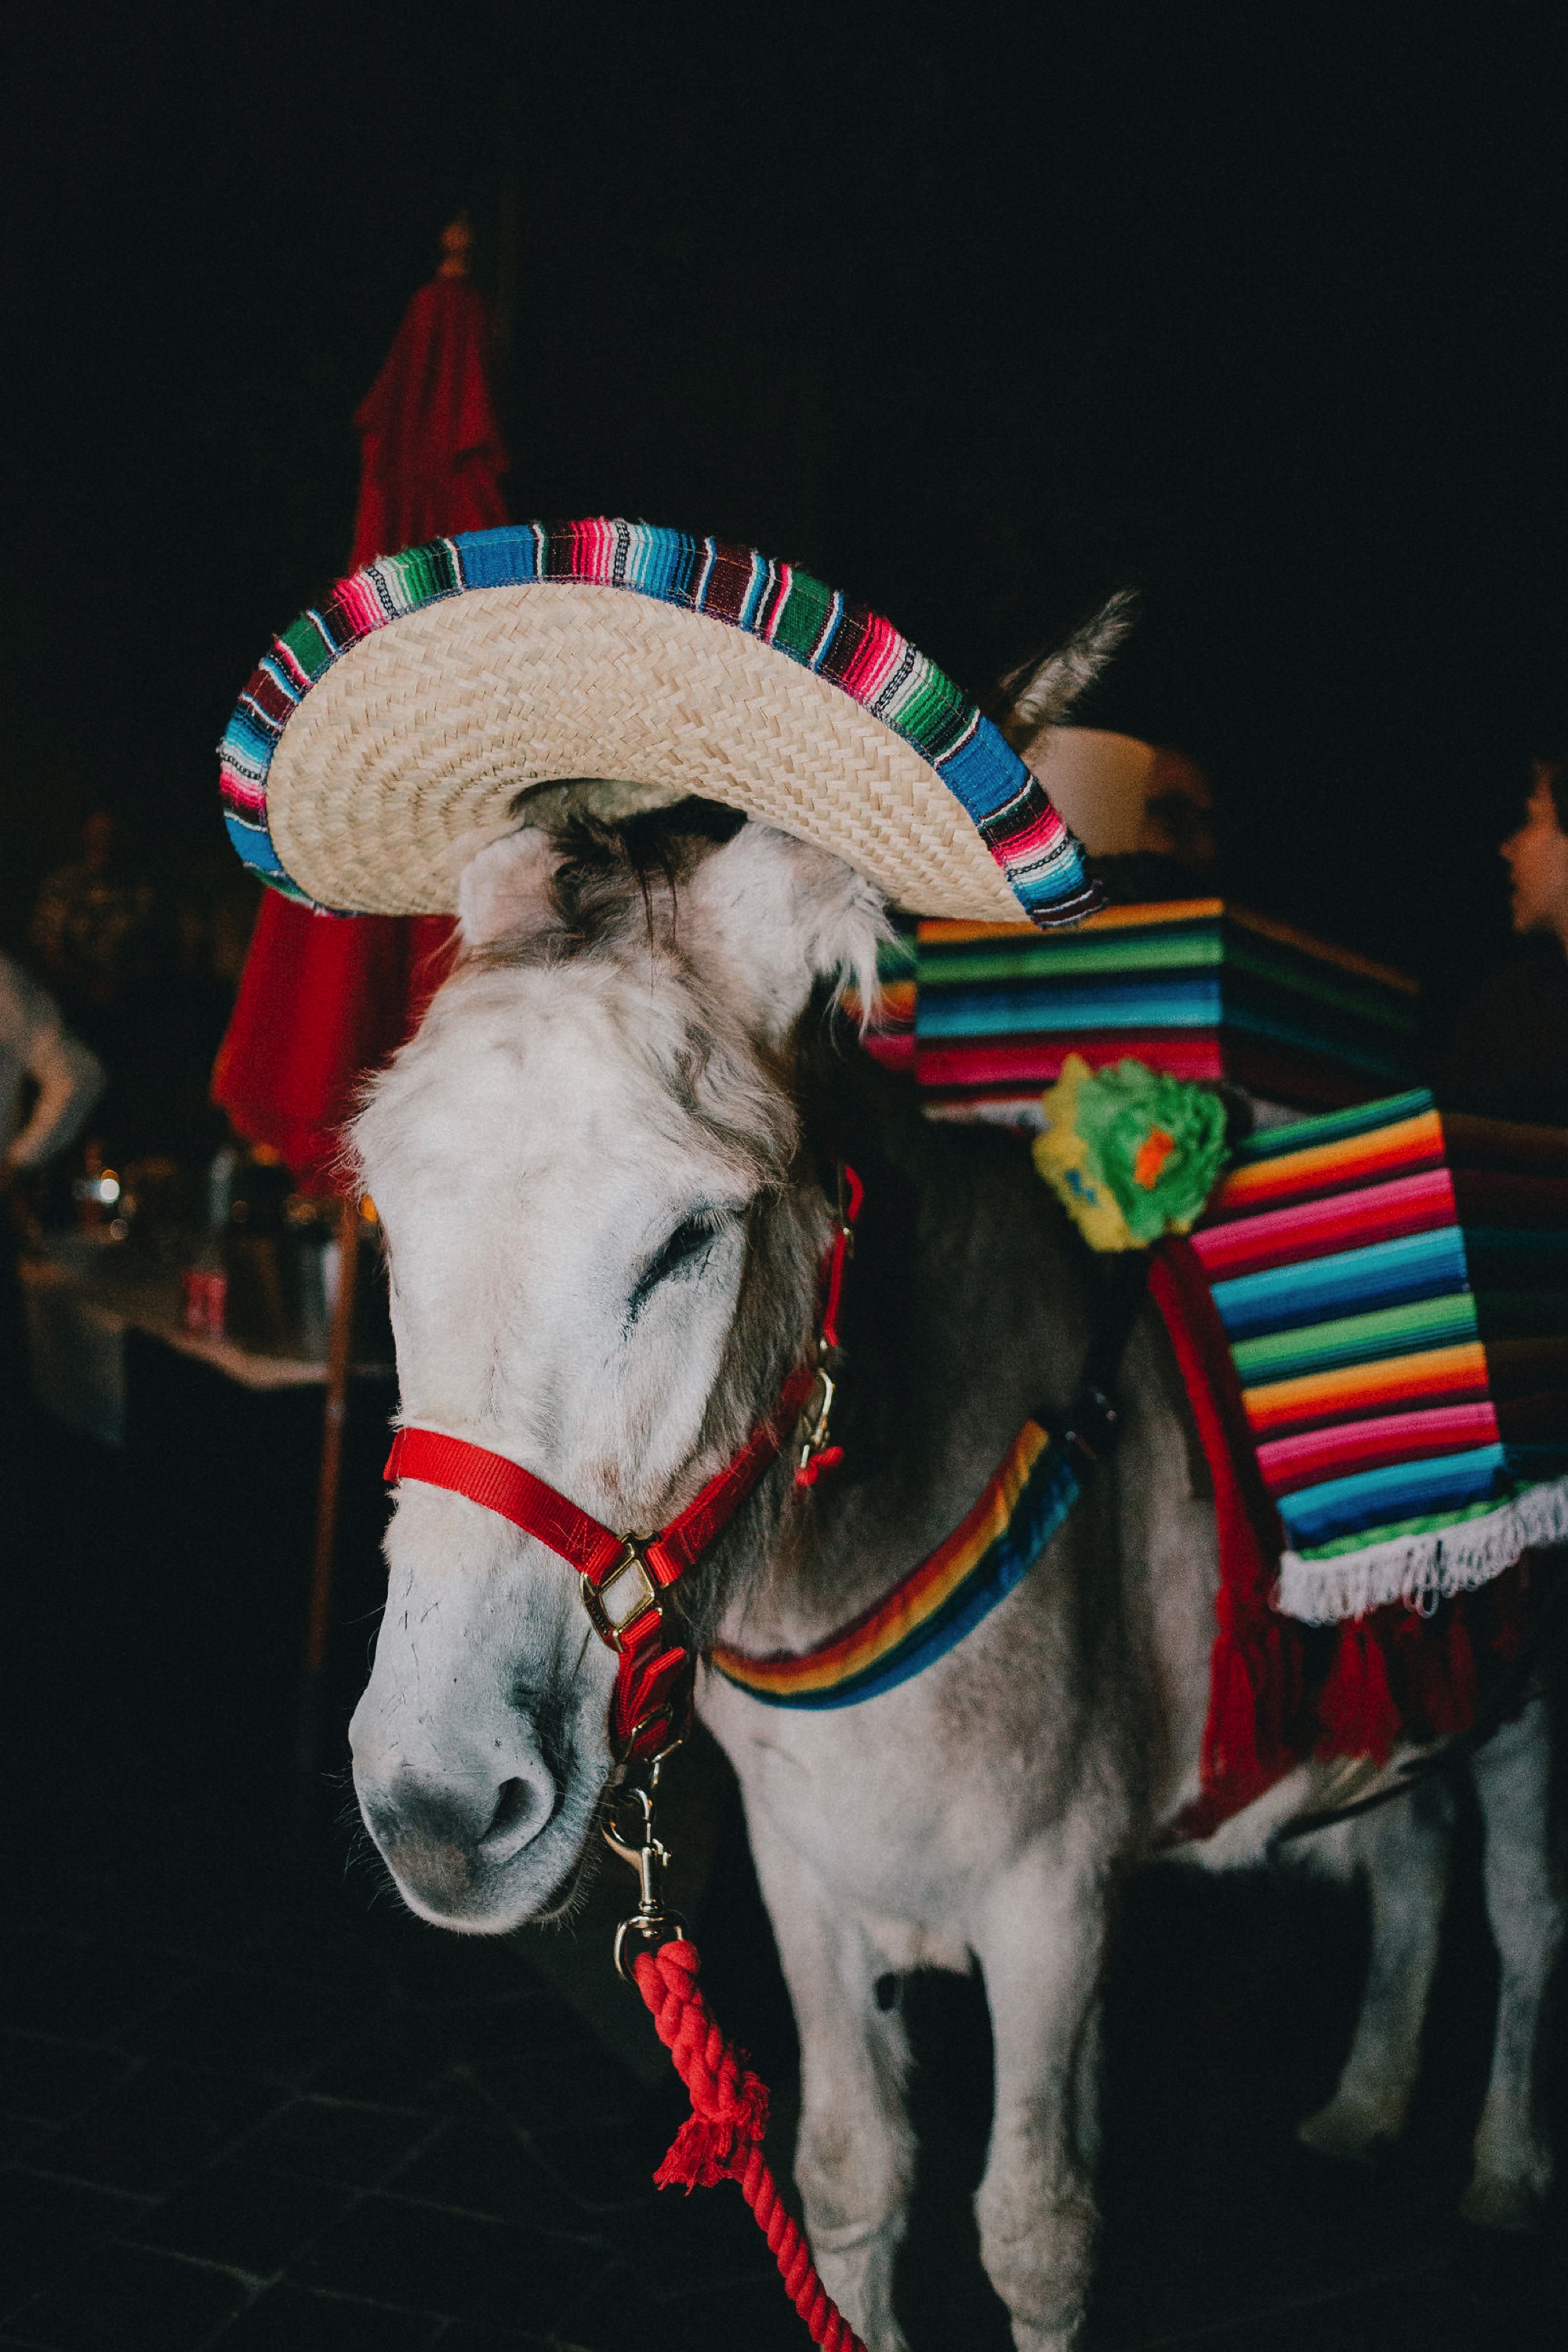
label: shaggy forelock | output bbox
[350,858,800,1203]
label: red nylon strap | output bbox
[818,1164,862,1354]
[643,1358,818,1584]
[383,1427,626,1584]
[612,1614,695,1758]
[384,1358,818,1599]
[384,1381,808,1765]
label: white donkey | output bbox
[348,806,1561,2351]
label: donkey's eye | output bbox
[628,1212,724,1319]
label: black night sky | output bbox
[4,4,1566,1040]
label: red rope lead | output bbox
[632,1938,868,2352]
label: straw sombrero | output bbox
[220,519,1101,927]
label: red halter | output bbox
[383,1167,863,1765]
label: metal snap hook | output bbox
[602,1779,685,1984]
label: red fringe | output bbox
[1316,1620,1401,1763]
[1392,1604,1477,1741]
[1202,1636,1265,1790]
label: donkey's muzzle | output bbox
[356,1761,558,1924]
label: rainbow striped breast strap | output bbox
[708,1421,1080,1710]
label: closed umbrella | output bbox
[214,221,509,1182]
[212,220,509,1749]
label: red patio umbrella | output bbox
[212,221,509,1717]
[213,220,510,1186]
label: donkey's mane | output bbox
[361,803,808,1206]
[471,798,749,969]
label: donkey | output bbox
[347,806,1561,2351]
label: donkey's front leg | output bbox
[748,1821,915,2352]
[972,1841,1107,2352]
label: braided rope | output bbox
[633,1938,868,2352]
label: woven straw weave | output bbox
[267,587,1025,920]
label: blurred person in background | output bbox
[30,810,156,1150]
[1440,759,1568,1123]
[0,949,105,1406]
[0,950,104,1192]
[25,809,262,1168]
[112,856,260,1165]
[31,809,156,1020]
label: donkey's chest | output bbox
[698,1646,1048,1929]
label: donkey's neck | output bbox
[716,1049,1096,1657]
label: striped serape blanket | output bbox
[1189,1090,1568,1623]
[906,902,1419,1124]
[1152,1233,1543,1835]
[845,1009,1563,1812]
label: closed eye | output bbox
[627,1210,728,1322]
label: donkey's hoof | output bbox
[1296,2096,1395,2164]
[1459,2172,1545,2233]
[811,2239,907,2352]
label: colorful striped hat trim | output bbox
[708,1419,1078,1710]
[218,521,1099,927]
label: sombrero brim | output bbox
[220,521,1101,927]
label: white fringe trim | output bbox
[1277,1475,1568,1624]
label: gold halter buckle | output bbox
[580,1540,659,1654]
[795,1361,837,1477]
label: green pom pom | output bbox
[1035,1056,1229,1250]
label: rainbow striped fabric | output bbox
[909,902,1419,1122]
[219,520,1098,928]
[709,1421,1079,1708]
[1189,1091,1568,1618]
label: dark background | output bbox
[3,2,1566,1040]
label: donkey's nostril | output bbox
[477,1773,554,1861]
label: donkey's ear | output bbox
[683,824,889,1044]
[997,590,1138,740]
[456,829,561,949]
